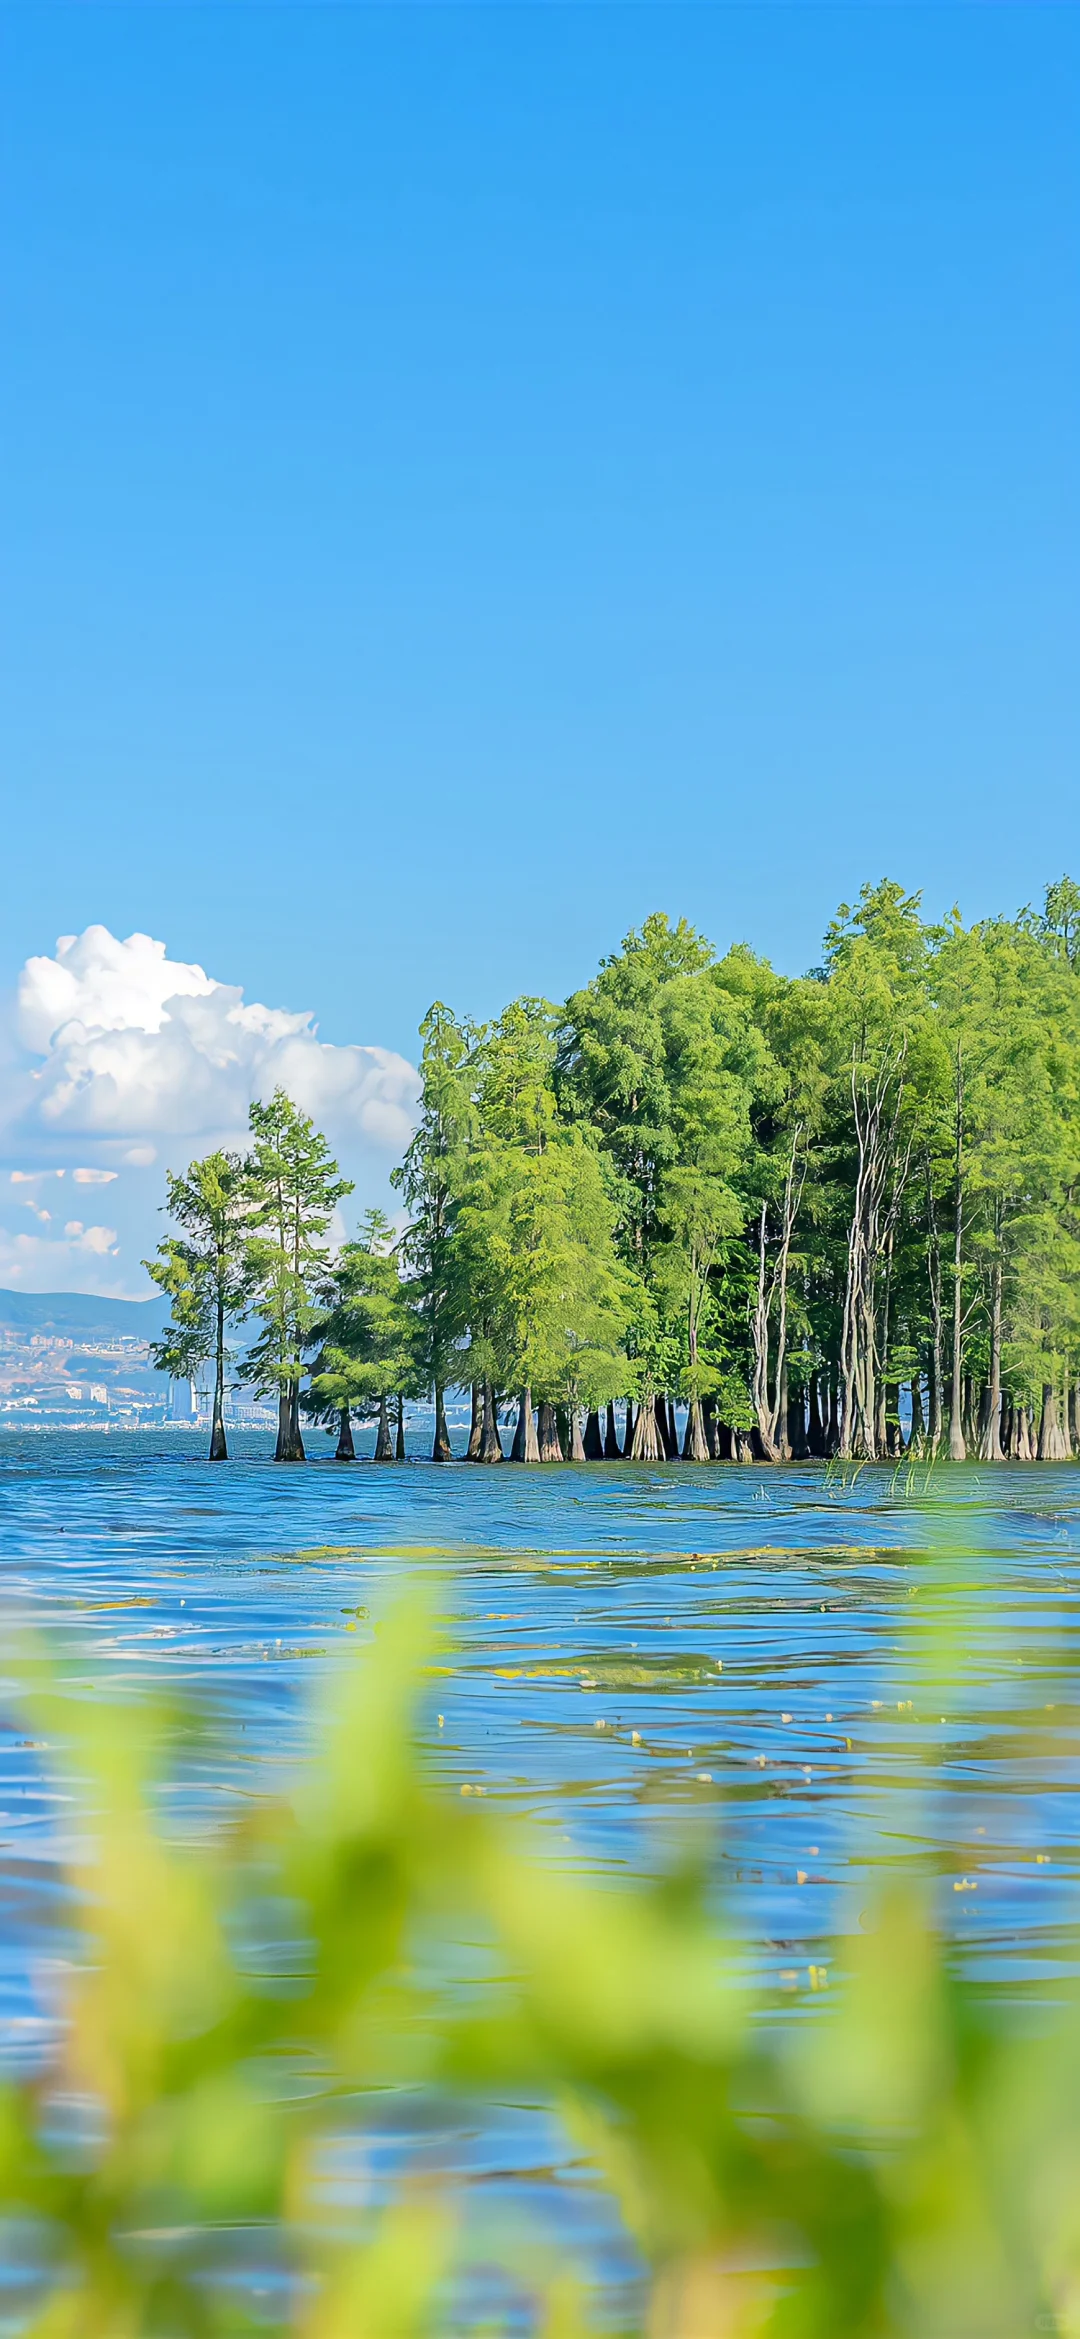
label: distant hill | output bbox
[0,1288,171,1341]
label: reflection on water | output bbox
[0,1434,1078,2326]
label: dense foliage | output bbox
[151,878,1080,1463]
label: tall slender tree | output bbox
[392,1004,478,1459]
[145,1151,248,1460]
[241,1090,352,1462]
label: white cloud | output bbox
[11,925,418,1156]
[0,925,420,1294]
[63,1221,117,1254]
[17,927,216,1053]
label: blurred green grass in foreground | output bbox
[2,1591,1078,2339]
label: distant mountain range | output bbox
[0,1288,172,1340]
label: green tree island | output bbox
[150,878,1080,1464]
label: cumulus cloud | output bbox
[63,1221,117,1253]
[0,926,420,1295]
[12,926,418,1157]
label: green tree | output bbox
[306,1209,419,1461]
[501,1134,632,1461]
[558,912,715,1267]
[144,1151,248,1460]
[453,999,632,1461]
[369,874,1080,1472]
[241,1090,353,1463]
[819,883,932,1459]
[392,1004,478,1459]
[560,918,772,1457]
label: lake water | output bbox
[1,1434,1078,2326]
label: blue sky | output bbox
[0,3,1077,1290]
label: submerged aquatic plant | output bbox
[2,1594,1079,2337]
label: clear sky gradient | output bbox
[2,2,1077,1063]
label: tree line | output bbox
[148,876,1080,1465]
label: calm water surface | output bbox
[1,1434,1078,2326]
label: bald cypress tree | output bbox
[241,1090,352,1462]
[145,1150,248,1460]
[305,1210,418,1460]
[392,1005,477,1459]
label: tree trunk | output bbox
[631,1397,665,1461]
[335,1406,355,1461]
[465,1383,483,1461]
[395,1391,406,1460]
[556,1404,571,1456]
[825,1374,840,1457]
[432,1385,453,1463]
[840,1067,905,1463]
[979,1243,1004,1461]
[925,1165,944,1452]
[704,1398,722,1459]
[511,1388,540,1462]
[777,1359,791,1458]
[948,1056,966,1461]
[568,1408,587,1462]
[975,1381,991,1453]
[682,1398,710,1461]
[374,1393,394,1460]
[656,1394,676,1459]
[604,1402,622,1458]
[1038,1385,1056,1461]
[583,1409,604,1459]
[621,1401,635,1458]
[537,1400,563,1462]
[276,1381,306,1462]
[886,1386,903,1456]
[806,1375,826,1458]
[478,1381,504,1462]
[1038,1384,1069,1461]
[735,1428,755,1463]
[786,1383,809,1459]
[751,1138,805,1462]
[209,1295,228,1460]
[751,1201,784,1462]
